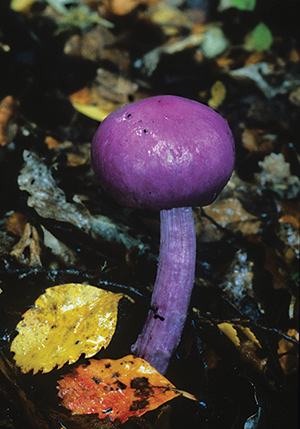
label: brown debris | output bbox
[219,250,255,307]
[238,340,268,373]
[205,198,261,236]
[241,129,275,156]
[6,212,28,236]
[102,0,158,16]
[10,223,42,268]
[289,86,300,106]
[264,247,288,290]
[255,153,300,198]
[277,329,299,375]
[0,95,18,147]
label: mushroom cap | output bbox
[91,95,235,210]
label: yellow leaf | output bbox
[218,323,240,346]
[151,5,190,36]
[11,284,123,374]
[277,329,299,375]
[218,323,262,349]
[238,326,262,348]
[208,81,226,110]
[71,102,111,122]
[11,0,35,12]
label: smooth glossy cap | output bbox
[91,95,235,210]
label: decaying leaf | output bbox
[264,247,288,290]
[70,71,136,120]
[18,150,92,232]
[103,0,157,16]
[150,4,191,36]
[6,211,28,236]
[10,0,36,12]
[10,222,42,267]
[255,153,300,199]
[95,68,138,104]
[218,323,241,347]
[208,80,226,109]
[41,226,78,266]
[69,87,92,105]
[219,250,255,309]
[218,323,261,349]
[57,355,181,424]
[238,326,262,349]
[205,198,261,236]
[11,284,123,374]
[201,27,229,58]
[218,324,266,372]
[17,150,149,253]
[241,129,275,155]
[277,329,299,375]
[244,22,273,52]
[0,95,18,147]
[218,0,256,12]
[71,102,111,122]
[135,32,205,77]
[277,200,300,267]
[45,135,60,149]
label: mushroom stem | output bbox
[132,206,196,374]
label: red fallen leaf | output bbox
[57,355,181,424]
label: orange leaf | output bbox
[69,87,92,105]
[57,355,180,424]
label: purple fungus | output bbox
[91,95,235,374]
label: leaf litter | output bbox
[0,0,299,427]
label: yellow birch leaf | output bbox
[10,284,123,374]
[218,323,240,347]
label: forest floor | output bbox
[0,1,299,428]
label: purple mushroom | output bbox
[91,95,235,374]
